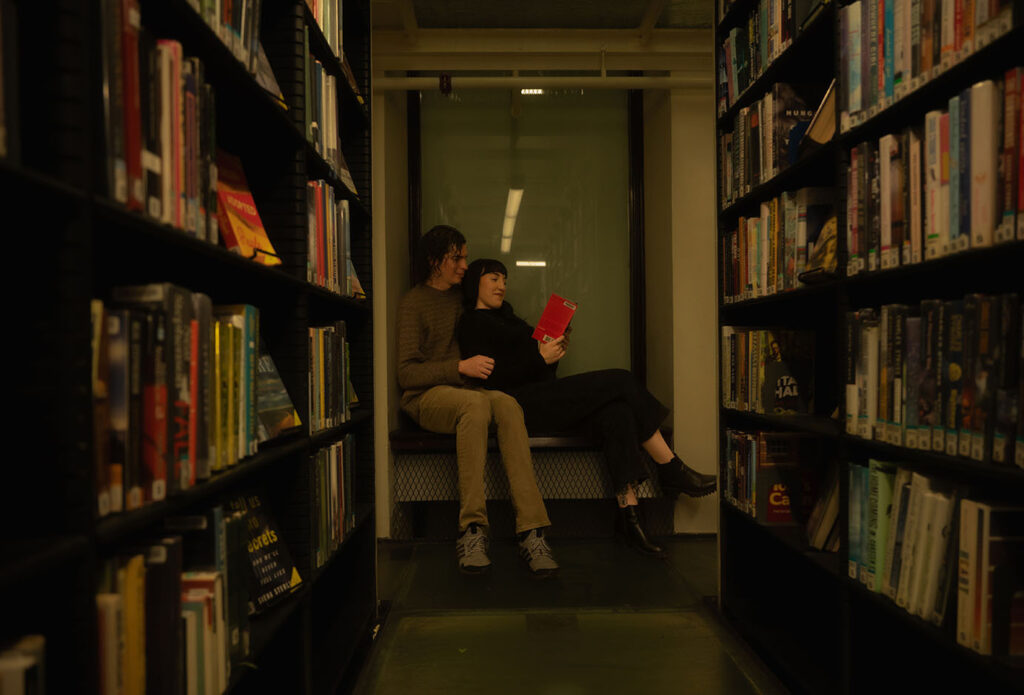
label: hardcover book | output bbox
[532,293,578,343]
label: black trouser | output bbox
[506,369,670,492]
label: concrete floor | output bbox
[349,536,790,695]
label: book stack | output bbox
[838,0,1017,131]
[308,321,354,433]
[720,186,834,301]
[720,326,816,415]
[719,83,817,207]
[722,429,821,532]
[844,293,1021,467]
[100,2,220,240]
[311,435,355,571]
[844,71,1023,275]
[91,287,301,517]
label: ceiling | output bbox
[371,0,713,31]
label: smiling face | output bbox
[430,243,468,290]
[476,271,507,310]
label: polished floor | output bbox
[349,535,790,694]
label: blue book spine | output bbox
[959,87,971,249]
[849,1,863,113]
[884,0,895,99]
[949,94,960,248]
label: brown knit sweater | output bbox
[396,283,467,419]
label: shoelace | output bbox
[464,530,487,555]
[524,534,553,559]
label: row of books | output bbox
[720,186,834,301]
[0,635,44,694]
[306,41,343,179]
[90,286,301,517]
[720,326,816,415]
[95,497,302,695]
[721,429,824,523]
[845,72,1023,275]
[848,460,1023,657]
[309,322,355,433]
[100,7,219,238]
[305,0,343,59]
[837,0,1016,130]
[312,436,356,570]
[184,0,264,74]
[844,294,1022,467]
[716,0,824,115]
[718,82,819,207]
[307,181,363,296]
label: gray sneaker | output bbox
[518,528,558,578]
[456,523,491,574]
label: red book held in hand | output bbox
[532,293,578,343]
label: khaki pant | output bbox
[416,385,550,534]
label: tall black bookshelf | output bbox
[715,1,1024,694]
[1,1,375,693]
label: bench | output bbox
[389,426,659,502]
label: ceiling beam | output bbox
[398,0,418,37]
[638,0,668,41]
[373,27,713,73]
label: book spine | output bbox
[970,295,997,461]
[121,0,144,211]
[943,300,965,455]
[992,294,1020,463]
[905,317,922,448]
[970,79,999,247]
[959,86,972,251]
[959,294,980,456]
[949,94,962,251]
[1000,68,1020,242]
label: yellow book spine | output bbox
[213,322,224,472]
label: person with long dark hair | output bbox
[397,227,558,577]
[456,258,716,556]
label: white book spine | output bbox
[956,498,977,648]
[970,80,1000,248]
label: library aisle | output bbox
[350,537,789,695]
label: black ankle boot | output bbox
[657,456,717,499]
[617,505,664,556]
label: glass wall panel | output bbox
[420,88,631,375]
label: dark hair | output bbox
[413,224,467,285]
[462,258,508,308]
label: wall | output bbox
[372,90,410,538]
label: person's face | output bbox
[434,244,468,289]
[476,271,507,310]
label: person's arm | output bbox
[459,309,552,389]
[396,294,462,390]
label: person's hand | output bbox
[539,336,567,364]
[459,355,494,379]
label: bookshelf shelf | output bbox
[718,138,838,223]
[305,140,365,211]
[845,578,1024,690]
[720,275,842,315]
[716,0,756,35]
[842,435,1024,485]
[310,407,373,449]
[722,501,841,576]
[717,1,835,128]
[0,537,90,591]
[722,407,843,437]
[839,22,1024,145]
[95,437,308,547]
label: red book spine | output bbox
[122,0,144,211]
[189,319,199,487]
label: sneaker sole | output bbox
[458,563,491,575]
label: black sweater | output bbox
[456,303,557,392]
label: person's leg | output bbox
[615,483,663,556]
[415,386,490,531]
[482,390,550,533]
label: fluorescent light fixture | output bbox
[502,217,516,239]
[500,238,512,253]
[520,88,544,95]
[505,188,524,220]
[515,260,547,267]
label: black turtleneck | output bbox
[456,303,557,392]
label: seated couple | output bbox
[396,225,716,578]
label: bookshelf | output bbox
[2,0,375,693]
[716,1,1024,693]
